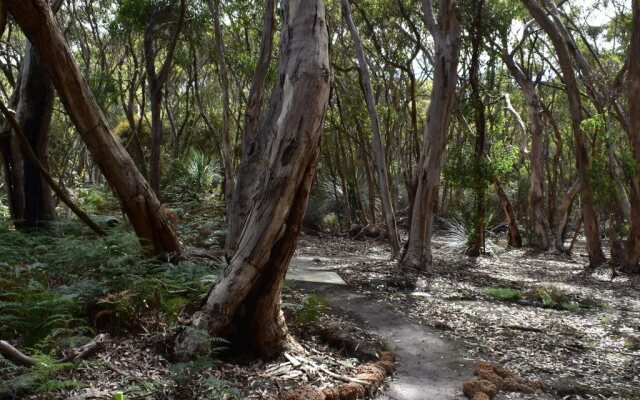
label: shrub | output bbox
[526,284,579,311]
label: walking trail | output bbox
[287,255,473,400]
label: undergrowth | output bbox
[0,223,224,396]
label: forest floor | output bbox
[293,231,640,399]
[2,208,640,399]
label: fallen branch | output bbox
[0,334,109,368]
[0,340,38,367]
[59,333,109,362]
[0,102,106,237]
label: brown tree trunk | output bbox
[555,179,580,252]
[500,47,551,250]
[626,0,640,273]
[496,180,523,248]
[143,0,186,194]
[175,0,330,358]
[6,0,180,254]
[523,0,605,266]
[16,42,56,230]
[402,0,460,271]
[342,0,400,257]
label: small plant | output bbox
[295,294,328,325]
[526,284,579,311]
[483,287,523,301]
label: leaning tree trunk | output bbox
[16,42,56,230]
[626,0,640,274]
[496,180,523,248]
[5,0,180,255]
[175,0,330,358]
[555,179,580,252]
[402,0,460,272]
[523,0,605,267]
[342,0,400,258]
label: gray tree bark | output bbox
[402,0,460,271]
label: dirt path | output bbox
[288,255,472,400]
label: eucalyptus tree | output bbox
[522,0,605,267]
[402,0,460,271]
[176,0,331,358]
[5,0,181,255]
[341,0,401,258]
[626,0,640,274]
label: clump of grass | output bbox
[483,287,523,301]
[526,284,579,311]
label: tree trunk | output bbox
[175,0,330,358]
[16,42,56,230]
[555,179,580,252]
[6,0,180,255]
[523,0,605,266]
[501,80,549,249]
[467,0,486,257]
[143,0,186,195]
[401,0,460,271]
[341,0,400,258]
[207,0,236,234]
[496,180,523,248]
[241,0,274,152]
[626,0,640,273]
[0,87,25,226]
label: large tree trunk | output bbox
[341,0,400,258]
[175,0,330,358]
[6,0,180,255]
[523,0,605,267]
[626,0,640,274]
[16,42,56,230]
[401,0,460,271]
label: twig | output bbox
[501,325,545,333]
[0,101,106,236]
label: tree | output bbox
[402,0,460,271]
[5,0,180,255]
[522,0,605,267]
[341,0,401,258]
[225,0,276,257]
[142,0,186,194]
[499,35,550,250]
[175,0,331,358]
[626,0,640,274]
